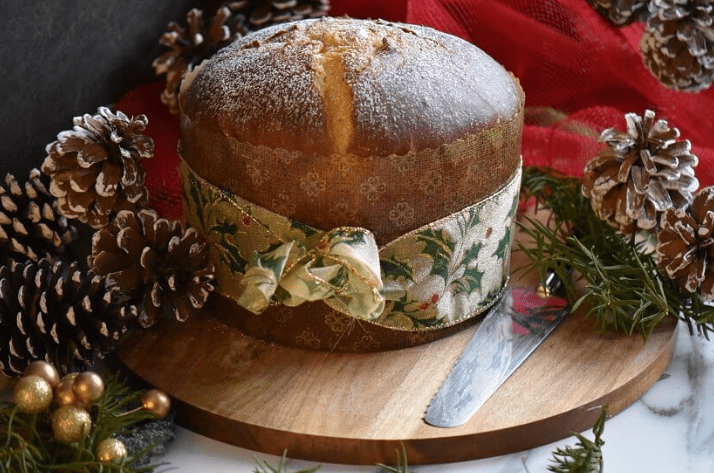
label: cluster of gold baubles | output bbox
[12,360,171,464]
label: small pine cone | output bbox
[41,107,154,229]
[656,187,714,300]
[226,0,330,29]
[582,110,699,234]
[0,259,137,377]
[587,0,650,25]
[641,0,714,92]
[88,209,215,328]
[153,7,246,114]
[0,169,76,266]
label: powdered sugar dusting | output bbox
[180,22,329,153]
[345,20,522,155]
[179,17,524,157]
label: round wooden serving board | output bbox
[119,283,677,465]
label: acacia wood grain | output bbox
[119,271,676,464]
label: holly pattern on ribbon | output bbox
[181,159,521,331]
[378,191,518,329]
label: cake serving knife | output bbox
[423,286,569,428]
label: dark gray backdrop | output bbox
[0,1,204,178]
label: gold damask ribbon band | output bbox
[181,157,522,331]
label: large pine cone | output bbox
[641,0,714,92]
[153,7,245,114]
[88,209,215,328]
[153,1,330,114]
[582,110,699,235]
[0,169,76,266]
[656,186,714,300]
[587,0,650,25]
[227,0,330,28]
[0,259,137,377]
[41,107,154,229]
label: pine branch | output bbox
[253,450,321,473]
[0,406,42,473]
[0,378,166,473]
[518,166,714,339]
[377,444,414,473]
[91,375,156,444]
[548,406,607,473]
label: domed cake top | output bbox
[179,17,524,157]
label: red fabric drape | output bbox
[119,0,714,220]
[402,0,714,187]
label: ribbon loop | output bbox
[236,227,385,320]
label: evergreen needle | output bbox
[253,450,321,473]
[377,444,414,473]
[0,377,167,473]
[547,406,607,473]
[518,166,714,339]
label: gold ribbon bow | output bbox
[236,227,385,321]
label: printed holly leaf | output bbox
[254,246,291,276]
[409,313,440,328]
[327,266,348,287]
[330,229,367,246]
[210,220,239,235]
[479,285,505,309]
[458,207,481,236]
[291,219,320,238]
[492,224,512,262]
[213,221,247,273]
[186,172,207,224]
[380,256,415,283]
[416,228,455,280]
[451,243,484,295]
[492,192,518,262]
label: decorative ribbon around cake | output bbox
[181,158,522,331]
[236,228,385,320]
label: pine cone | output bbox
[656,186,714,300]
[582,110,699,234]
[41,107,153,229]
[0,169,76,266]
[227,0,330,29]
[641,0,714,92]
[88,209,215,328]
[0,259,137,377]
[153,7,245,114]
[587,0,650,25]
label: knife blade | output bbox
[423,286,569,428]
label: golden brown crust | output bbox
[179,17,525,158]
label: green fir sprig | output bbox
[377,444,414,473]
[547,406,607,473]
[518,166,714,339]
[0,375,166,473]
[253,450,321,473]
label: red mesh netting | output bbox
[118,0,714,221]
[396,0,714,186]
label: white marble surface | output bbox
[1,320,708,472]
[154,321,714,473]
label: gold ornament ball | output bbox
[52,405,92,444]
[13,375,53,414]
[22,360,60,388]
[72,371,105,404]
[142,389,171,418]
[54,376,78,407]
[96,438,128,463]
[59,372,79,386]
